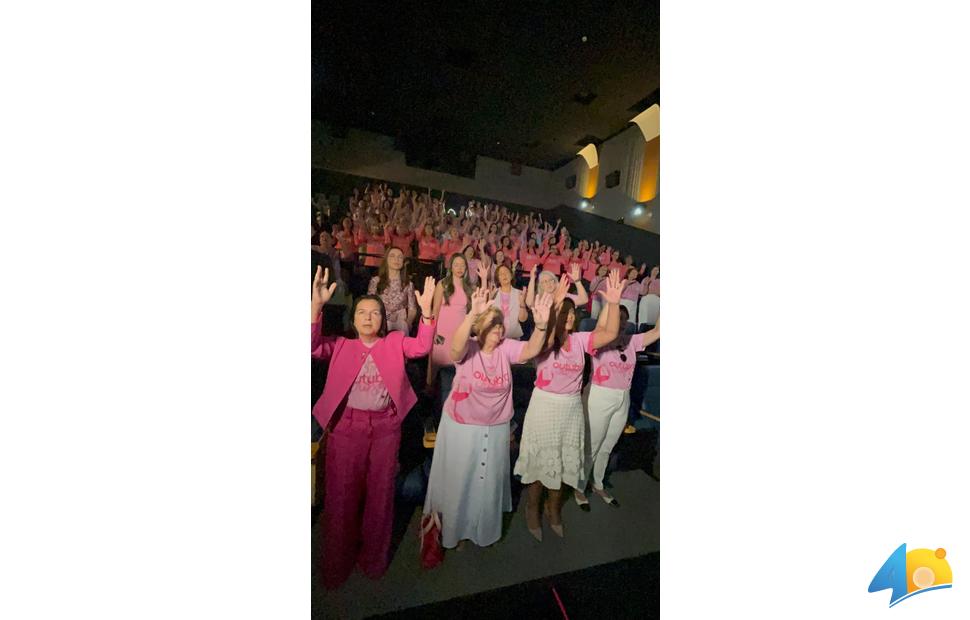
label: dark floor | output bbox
[313,468,659,619]
[370,552,660,620]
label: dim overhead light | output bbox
[580,200,588,209]
[633,206,644,216]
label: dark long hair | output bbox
[442,253,473,312]
[348,295,388,339]
[375,246,406,295]
[609,305,633,351]
[550,298,577,358]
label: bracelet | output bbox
[535,324,547,331]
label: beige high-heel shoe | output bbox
[527,504,543,542]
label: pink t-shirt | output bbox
[621,280,642,300]
[645,278,660,295]
[590,333,646,390]
[447,338,527,426]
[534,332,592,395]
[417,236,441,260]
[543,255,565,275]
[345,350,392,411]
[519,250,542,273]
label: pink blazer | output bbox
[311,319,435,431]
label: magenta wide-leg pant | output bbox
[320,406,401,590]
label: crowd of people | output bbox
[311,181,660,590]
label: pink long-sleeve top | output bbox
[582,253,600,281]
[386,226,415,257]
[519,249,543,273]
[311,318,435,431]
[543,254,566,276]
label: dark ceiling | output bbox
[312,0,659,176]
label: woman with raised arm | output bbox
[367,247,417,333]
[619,265,644,321]
[416,222,443,262]
[643,265,660,297]
[487,263,527,340]
[422,288,554,550]
[426,253,474,392]
[513,270,627,541]
[574,305,660,511]
[588,264,611,318]
[311,267,437,589]
[525,263,589,311]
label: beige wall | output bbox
[312,121,659,233]
[550,125,659,233]
[312,122,555,209]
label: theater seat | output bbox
[638,294,660,326]
[437,365,456,413]
[639,365,660,431]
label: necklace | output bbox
[477,346,502,386]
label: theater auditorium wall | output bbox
[312,122,553,210]
[551,124,660,234]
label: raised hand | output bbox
[599,269,628,305]
[476,261,490,286]
[415,276,436,318]
[533,292,553,326]
[470,285,491,316]
[569,263,582,282]
[554,273,570,306]
[529,264,538,280]
[312,266,337,307]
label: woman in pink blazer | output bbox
[311,266,437,589]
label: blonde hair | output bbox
[473,307,505,340]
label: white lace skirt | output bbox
[513,388,585,490]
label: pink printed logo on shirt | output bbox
[553,361,584,372]
[473,370,510,386]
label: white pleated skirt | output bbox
[513,388,585,490]
[422,411,512,549]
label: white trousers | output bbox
[582,384,630,489]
